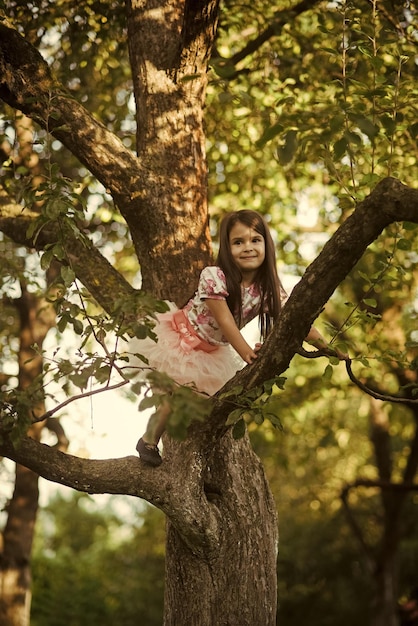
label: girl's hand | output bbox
[242,347,259,364]
[243,342,263,363]
[204,299,263,365]
[306,326,349,361]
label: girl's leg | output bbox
[142,398,171,445]
[136,397,171,466]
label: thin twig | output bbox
[32,379,130,423]
[298,347,418,404]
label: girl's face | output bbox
[228,221,266,282]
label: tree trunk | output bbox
[0,462,40,626]
[125,0,218,302]
[371,554,399,626]
[368,396,418,626]
[121,8,278,618]
[164,433,278,626]
[0,284,57,626]
[367,400,400,626]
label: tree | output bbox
[1,1,418,625]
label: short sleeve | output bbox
[198,266,229,300]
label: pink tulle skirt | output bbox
[125,304,243,396]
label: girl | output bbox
[135,210,345,466]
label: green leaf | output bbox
[403,222,418,231]
[275,129,298,166]
[322,364,333,381]
[71,319,84,335]
[69,372,89,391]
[58,359,74,375]
[349,114,379,139]
[138,395,159,411]
[328,355,340,366]
[57,316,68,333]
[268,414,283,431]
[225,408,244,426]
[357,270,372,284]
[256,122,284,148]
[210,59,236,79]
[180,73,201,83]
[219,385,243,400]
[95,365,111,383]
[363,298,377,308]
[40,250,54,271]
[333,137,347,160]
[397,238,411,251]
[130,382,144,395]
[61,266,76,287]
[232,418,246,440]
[405,341,418,349]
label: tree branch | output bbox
[34,380,130,423]
[403,422,418,485]
[0,20,213,304]
[0,22,140,206]
[299,347,418,404]
[0,434,165,496]
[0,433,221,554]
[345,360,418,404]
[215,0,322,77]
[0,186,136,314]
[340,482,376,574]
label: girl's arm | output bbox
[205,299,259,364]
[207,299,348,362]
[306,326,349,360]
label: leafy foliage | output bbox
[221,377,287,438]
[31,492,165,626]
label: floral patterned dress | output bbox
[127,266,263,396]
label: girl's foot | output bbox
[136,437,162,467]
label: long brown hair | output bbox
[216,210,286,338]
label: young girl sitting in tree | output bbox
[135,209,346,466]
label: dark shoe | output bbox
[136,437,162,467]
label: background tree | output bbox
[0,110,70,624]
[0,1,418,625]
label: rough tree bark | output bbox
[1,4,418,626]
